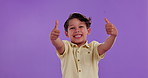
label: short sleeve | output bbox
[56,40,69,59]
[93,41,105,61]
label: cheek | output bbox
[67,31,73,37]
[82,29,89,34]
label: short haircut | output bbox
[64,13,91,32]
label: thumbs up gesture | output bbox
[104,18,118,36]
[50,20,60,40]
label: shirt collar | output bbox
[70,41,90,48]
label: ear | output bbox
[65,31,69,37]
[87,28,91,35]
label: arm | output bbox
[50,20,65,55]
[98,18,118,55]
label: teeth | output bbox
[75,35,81,38]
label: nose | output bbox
[75,28,80,33]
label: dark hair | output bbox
[64,13,91,32]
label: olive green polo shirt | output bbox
[56,40,105,78]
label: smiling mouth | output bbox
[73,34,82,38]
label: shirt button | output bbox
[77,51,79,53]
[78,59,80,62]
[79,70,81,72]
[88,52,90,54]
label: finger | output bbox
[52,29,60,33]
[50,36,58,40]
[106,29,113,34]
[51,32,60,36]
[51,30,60,35]
[54,20,59,29]
[50,34,59,40]
[104,18,111,24]
[105,23,115,30]
[106,29,114,33]
[106,25,114,29]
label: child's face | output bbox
[65,18,91,46]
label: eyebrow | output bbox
[68,25,74,27]
[69,24,73,26]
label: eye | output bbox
[69,27,75,30]
[79,26,84,28]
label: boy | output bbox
[50,13,118,78]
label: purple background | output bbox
[0,0,148,78]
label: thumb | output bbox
[54,20,59,29]
[104,18,110,24]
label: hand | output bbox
[104,18,118,36]
[50,20,60,40]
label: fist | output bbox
[50,20,60,40]
[104,18,118,36]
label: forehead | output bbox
[68,18,85,26]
